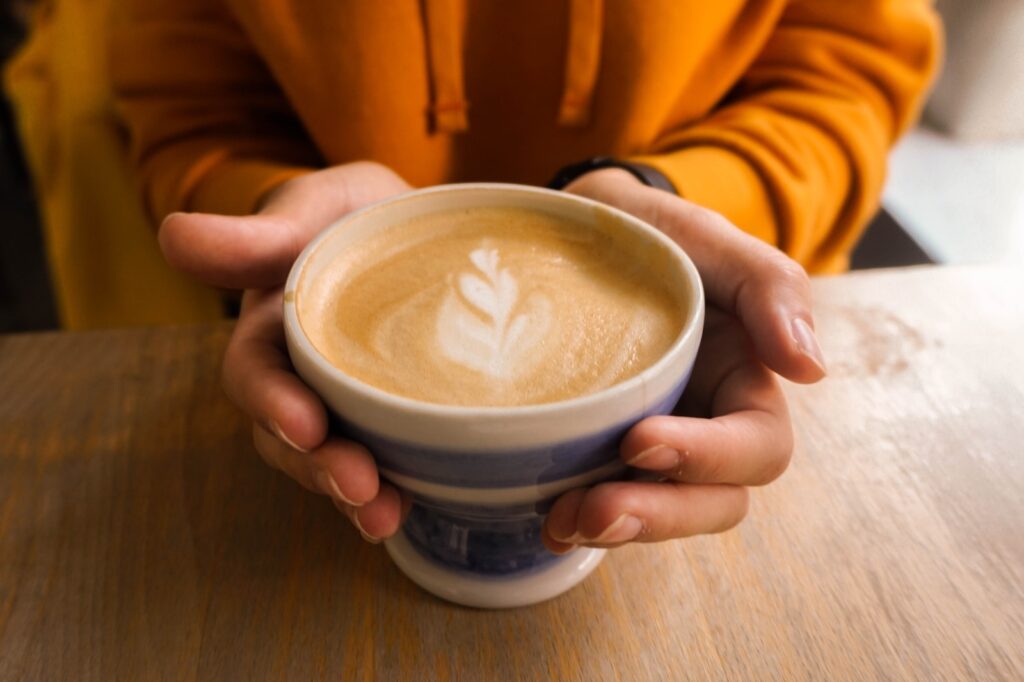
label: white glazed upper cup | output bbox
[283,183,704,602]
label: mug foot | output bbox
[384,530,606,609]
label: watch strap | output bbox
[546,156,677,194]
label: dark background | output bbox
[1,0,57,332]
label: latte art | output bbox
[437,246,552,379]
[298,206,685,406]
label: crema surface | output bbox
[299,206,684,406]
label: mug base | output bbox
[384,530,606,609]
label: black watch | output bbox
[546,156,677,194]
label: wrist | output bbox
[562,167,641,196]
[548,156,677,194]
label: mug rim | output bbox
[283,182,705,418]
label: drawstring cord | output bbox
[422,0,603,133]
[559,0,603,127]
[423,0,469,133]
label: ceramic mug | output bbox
[283,184,704,608]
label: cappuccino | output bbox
[298,206,684,406]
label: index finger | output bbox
[221,288,329,451]
[621,311,793,486]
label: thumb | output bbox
[575,180,826,384]
[158,212,300,290]
[650,190,828,384]
[158,162,411,290]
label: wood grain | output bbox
[1,266,1022,680]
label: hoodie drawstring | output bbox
[422,0,603,133]
[558,0,603,127]
[423,0,469,133]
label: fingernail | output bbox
[627,444,680,470]
[315,469,361,507]
[350,510,381,544]
[791,318,827,375]
[270,420,309,453]
[587,514,644,544]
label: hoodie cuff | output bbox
[187,159,314,217]
[628,146,778,245]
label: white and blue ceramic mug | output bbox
[284,184,704,608]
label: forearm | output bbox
[628,0,941,272]
[110,0,319,221]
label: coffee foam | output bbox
[299,206,685,407]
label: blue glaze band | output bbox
[336,372,691,489]
[342,374,691,576]
[402,505,561,576]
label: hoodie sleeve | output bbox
[628,0,942,273]
[110,0,318,221]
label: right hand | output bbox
[159,162,413,542]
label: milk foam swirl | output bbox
[436,246,552,379]
[299,206,684,407]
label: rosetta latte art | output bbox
[299,206,684,406]
[436,246,552,379]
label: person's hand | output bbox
[542,168,827,552]
[159,162,413,541]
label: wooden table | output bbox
[2,265,1022,680]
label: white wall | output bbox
[927,0,1024,140]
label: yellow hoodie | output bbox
[8,0,941,327]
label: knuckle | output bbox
[679,446,724,483]
[771,254,811,293]
[699,204,732,226]
[156,217,188,270]
[728,488,751,528]
[262,213,297,237]
[349,159,386,175]
[777,428,796,477]
[586,482,636,527]
[651,187,690,225]
[751,417,795,486]
[349,160,404,189]
[666,197,717,235]
[710,487,750,535]
[756,444,793,486]
[585,482,621,510]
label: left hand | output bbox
[542,168,827,552]
[159,162,415,542]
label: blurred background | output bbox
[1,0,1021,334]
[1,0,55,332]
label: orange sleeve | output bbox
[110,0,319,221]
[630,0,942,273]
